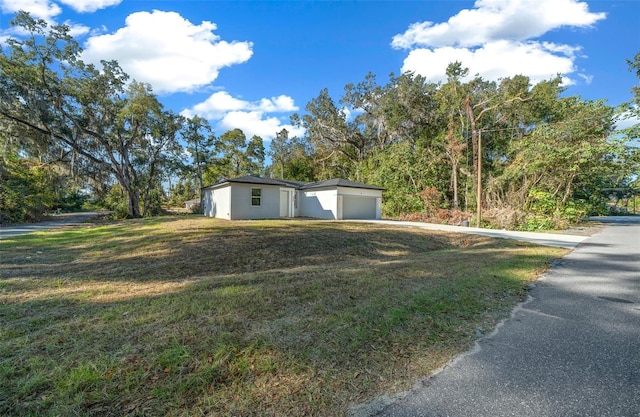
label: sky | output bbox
[1,0,638,144]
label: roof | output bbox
[300,178,385,191]
[203,175,384,191]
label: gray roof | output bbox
[203,175,384,191]
[301,178,384,191]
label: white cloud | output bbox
[219,111,305,140]
[392,0,606,86]
[392,0,606,49]
[0,0,61,21]
[184,91,248,120]
[62,19,90,36]
[58,0,122,13]
[615,108,640,131]
[0,0,120,38]
[81,10,253,94]
[184,92,298,119]
[402,40,578,85]
[184,91,303,140]
[257,95,298,113]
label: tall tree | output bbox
[436,62,470,209]
[0,12,182,217]
[182,116,216,208]
[269,128,292,179]
[206,129,265,181]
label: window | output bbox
[251,188,262,206]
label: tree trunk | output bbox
[128,188,142,218]
[452,159,459,210]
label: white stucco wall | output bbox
[300,188,339,219]
[229,183,282,220]
[203,186,231,219]
[206,182,382,220]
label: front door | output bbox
[279,190,289,217]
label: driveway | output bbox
[0,211,109,239]
[368,217,640,417]
[353,219,596,248]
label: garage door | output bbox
[342,196,376,219]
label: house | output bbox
[184,198,200,211]
[202,175,384,220]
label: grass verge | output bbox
[0,216,567,416]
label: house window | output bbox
[251,188,262,206]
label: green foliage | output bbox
[205,129,265,182]
[267,129,316,181]
[2,12,635,226]
[57,187,89,212]
[0,13,184,219]
[168,178,199,207]
[0,153,56,223]
[520,190,588,230]
[103,184,129,219]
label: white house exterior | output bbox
[202,176,383,220]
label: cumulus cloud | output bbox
[58,0,122,13]
[392,0,606,86]
[0,0,121,37]
[392,0,605,49]
[81,10,253,94]
[0,0,61,21]
[402,40,579,85]
[615,107,640,131]
[219,111,305,140]
[184,91,303,140]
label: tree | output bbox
[267,128,315,181]
[182,116,216,209]
[0,12,183,218]
[436,62,470,209]
[269,128,292,179]
[205,129,265,182]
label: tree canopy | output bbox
[2,11,638,228]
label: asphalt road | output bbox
[0,211,109,239]
[370,217,640,417]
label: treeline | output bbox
[283,61,640,229]
[1,12,639,228]
[0,13,266,222]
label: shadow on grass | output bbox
[0,216,565,416]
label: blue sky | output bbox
[1,0,638,142]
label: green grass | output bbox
[0,216,567,416]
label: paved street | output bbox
[372,218,640,417]
[0,211,108,239]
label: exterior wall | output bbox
[203,186,231,219]
[205,182,382,220]
[293,190,302,218]
[229,183,282,220]
[299,188,339,219]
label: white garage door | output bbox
[343,196,377,219]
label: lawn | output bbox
[0,216,567,416]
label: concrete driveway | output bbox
[353,219,594,248]
[0,211,109,239]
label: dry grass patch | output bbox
[0,216,567,416]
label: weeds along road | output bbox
[371,217,640,417]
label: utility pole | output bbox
[476,129,482,228]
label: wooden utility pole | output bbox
[476,129,482,227]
